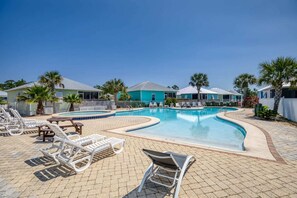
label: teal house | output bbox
[127,81,177,104]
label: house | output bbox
[258,83,297,122]
[177,86,242,102]
[210,88,242,102]
[6,77,101,115]
[127,81,177,104]
[177,86,218,100]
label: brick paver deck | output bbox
[1,112,297,197]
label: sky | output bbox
[0,0,297,90]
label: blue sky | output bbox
[0,0,297,90]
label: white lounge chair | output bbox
[192,102,197,107]
[0,107,17,124]
[197,102,203,107]
[40,124,106,163]
[149,102,153,108]
[159,102,163,108]
[175,103,181,108]
[138,149,195,198]
[153,102,157,107]
[56,136,125,173]
[186,102,191,108]
[2,109,47,136]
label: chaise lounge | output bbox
[138,149,195,198]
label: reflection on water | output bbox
[116,107,245,151]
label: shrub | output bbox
[257,106,277,120]
[165,98,176,106]
[242,95,259,108]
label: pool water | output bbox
[59,111,108,116]
[116,108,245,151]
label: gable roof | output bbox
[127,81,176,92]
[6,77,100,92]
[177,86,217,95]
[257,83,291,92]
[210,88,233,95]
[228,90,243,96]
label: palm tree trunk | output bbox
[69,103,74,111]
[36,101,44,115]
[197,89,200,102]
[273,84,282,112]
[114,93,118,106]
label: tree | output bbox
[17,85,53,115]
[39,71,64,113]
[233,73,257,99]
[101,79,125,105]
[63,94,82,111]
[258,57,297,111]
[119,87,131,101]
[172,85,179,90]
[0,79,27,90]
[189,73,209,101]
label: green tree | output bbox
[0,97,7,105]
[233,73,257,99]
[119,87,131,101]
[258,57,297,111]
[0,79,27,90]
[63,94,82,111]
[101,79,125,105]
[189,73,209,101]
[39,71,64,112]
[171,85,179,90]
[17,85,53,115]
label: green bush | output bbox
[257,106,277,120]
[165,98,176,106]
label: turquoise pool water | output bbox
[59,111,108,116]
[116,108,245,151]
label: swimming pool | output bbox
[116,108,246,151]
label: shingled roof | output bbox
[127,81,176,92]
[6,77,100,92]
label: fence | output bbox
[259,98,297,122]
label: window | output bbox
[270,90,275,98]
[223,95,230,100]
[192,94,198,100]
[202,94,207,100]
[152,93,156,101]
[282,88,297,98]
[78,91,99,100]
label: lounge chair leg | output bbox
[138,163,153,193]
[173,156,193,198]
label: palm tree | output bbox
[233,73,257,99]
[39,71,64,113]
[172,85,179,90]
[189,73,209,101]
[17,85,53,115]
[63,94,82,111]
[102,79,125,105]
[258,57,297,111]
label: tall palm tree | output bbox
[63,94,82,111]
[189,73,209,101]
[102,79,125,105]
[258,57,297,111]
[233,73,257,99]
[39,71,64,113]
[17,85,53,115]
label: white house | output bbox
[6,77,102,115]
[258,83,297,122]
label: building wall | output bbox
[140,91,165,104]
[127,91,141,101]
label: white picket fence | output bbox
[259,98,297,122]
